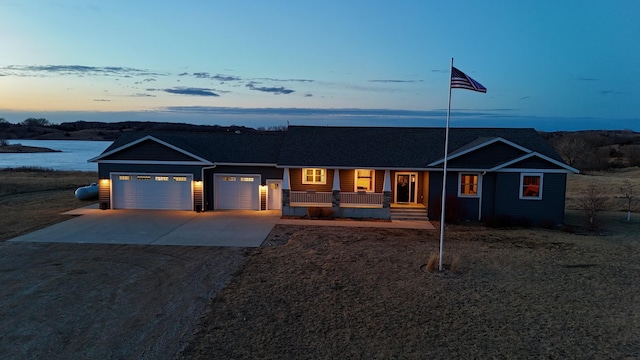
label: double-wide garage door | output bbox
[215,175,259,210]
[111,173,193,210]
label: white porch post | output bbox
[282,167,290,190]
[383,170,391,192]
[332,169,340,191]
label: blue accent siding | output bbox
[494,173,567,224]
[447,142,527,169]
[481,173,496,219]
[427,171,480,221]
[505,156,562,169]
[427,171,567,224]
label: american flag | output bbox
[451,66,487,93]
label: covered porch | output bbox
[281,168,429,219]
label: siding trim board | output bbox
[96,160,211,165]
[89,135,210,163]
[491,152,578,173]
[428,137,533,166]
[496,168,575,173]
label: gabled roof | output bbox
[277,126,566,169]
[428,137,533,166]
[90,126,574,173]
[88,135,211,163]
[491,152,579,173]
[90,131,286,165]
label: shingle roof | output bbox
[99,131,285,164]
[277,126,564,168]
[97,126,566,169]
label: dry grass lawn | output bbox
[566,167,640,212]
[0,169,97,241]
[180,169,640,359]
[180,214,640,359]
[3,168,640,358]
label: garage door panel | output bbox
[215,175,259,210]
[111,173,193,210]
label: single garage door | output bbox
[111,173,193,210]
[215,175,259,210]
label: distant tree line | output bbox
[0,117,288,141]
[541,130,640,170]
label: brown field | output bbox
[0,169,98,241]
[566,167,640,212]
[2,168,640,358]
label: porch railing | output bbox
[289,191,384,208]
[290,191,332,205]
[341,192,383,206]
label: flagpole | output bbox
[439,57,453,272]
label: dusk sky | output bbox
[1,0,638,131]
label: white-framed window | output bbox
[118,175,131,181]
[137,175,151,180]
[458,173,480,197]
[302,168,326,185]
[520,173,543,200]
[355,169,375,192]
[154,176,169,181]
[222,176,236,182]
[240,177,255,182]
[173,176,188,182]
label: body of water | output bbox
[0,140,112,172]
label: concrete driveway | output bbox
[9,209,281,247]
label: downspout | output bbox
[201,164,217,211]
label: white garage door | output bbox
[111,173,193,210]
[215,175,259,210]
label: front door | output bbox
[395,172,417,203]
[266,179,282,210]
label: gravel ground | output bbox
[180,216,640,359]
[0,242,250,359]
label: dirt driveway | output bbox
[0,241,250,359]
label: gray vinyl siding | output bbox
[494,172,567,224]
[447,142,527,169]
[101,140,199,161]
[505,157,563,169]
[481,173,496,219]
[427,171,567,224]
[427,172,481,221]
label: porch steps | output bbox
[390,207,429,221]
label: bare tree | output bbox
[620,180,635,222]
[21,118,50,127]
[552,136,587,167]
[580,182,607,230]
